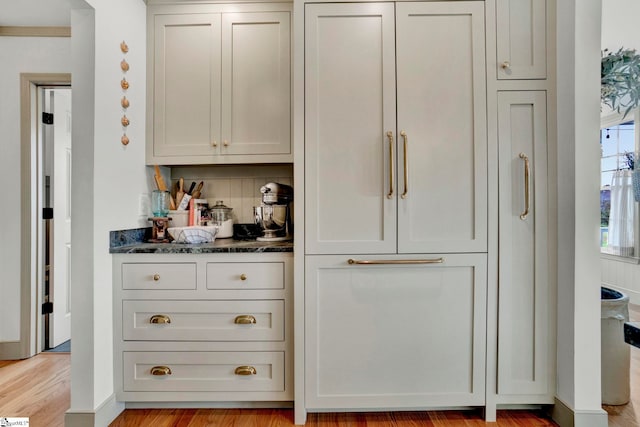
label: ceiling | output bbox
[0,0,71,26]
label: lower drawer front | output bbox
[122,300,284,341]
[123,351,284,392]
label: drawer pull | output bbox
[240,273,247,281]
[150,314,171,324]
[348,258,444,265]
[234,315,257,325]
[150,366,172,376]
[234,365,257,376]
[152,274,161,281]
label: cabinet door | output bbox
[221,12,291,156]
[304,3,397,255]
[497,91,552,399]
[396,2,487,254]
[152,14,221,157]
[496,0,547,80]
[305,254,487,409]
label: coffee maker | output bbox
[254,182,293,241]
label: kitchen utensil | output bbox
[187,181,196,195]
[191,181,204,199]
[154,165,176,209]
[254,182,293,241]
[209,201,234,238]
[176,178,185,208]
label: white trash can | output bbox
[601,286,630,405]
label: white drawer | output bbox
[206,262,284,290]
[122,263,196,290]
[122,300,284,341]
[123,351,284,392]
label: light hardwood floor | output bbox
[1,305,638,426]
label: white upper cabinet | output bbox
[221,12,290,156]
[152,13,222,159]
[147,5,292,165]
[496,0,547,80]
[305,1,486,255]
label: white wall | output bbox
[600,0,640,305]
[68,0,148,418]
[555,0,608,424]
[0,37,70,342]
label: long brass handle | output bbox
[386,131,394,199]
[150,366,172,376]
[519,152,530,220]
[153,274,160,281]
[348,258,444,265]
[150,314,171,324]
[235,365,257,376]
[401,131,408,199]
[234,315,257,325]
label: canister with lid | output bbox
[209,201,234,238]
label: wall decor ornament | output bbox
[120,41,129,145]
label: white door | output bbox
[497,91,552,399]
[396,1,487,254]
[304,3,397,255]
[51,88,72,348]
[221,12,291,155]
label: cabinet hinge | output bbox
[42,302,53,315]
[42,112,54,125]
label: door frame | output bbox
[2,73,71,360]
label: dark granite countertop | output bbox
[109,227,293,254]
[624,322,640,349]
[110,239,293,254]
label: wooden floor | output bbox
[0,305,638,426]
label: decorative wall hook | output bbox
[120,40,129,54]
[121,134,130,145]
[121,78,129,90]
[121,96,130,109]
[121,115,130,127]
[121,59,130,72]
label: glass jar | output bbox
[151,190,170,217]
[209,200,234,238]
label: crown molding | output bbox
[0,26,70,37]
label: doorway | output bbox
[40,87,72,351]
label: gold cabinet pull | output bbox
[234,365,257,376]
[400,131,408,199]
[501,60,511,70]
[152,274,161,281]
[223,140,229,146]
[519,152,530,220]
[150,314,171,324]
[234,315,257,325]
[348,258,444,265]
[386,131,394,199]
[211,140,218,147]
[150,366,172,376]
[240,273,247,281]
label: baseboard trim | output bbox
[65,394,124,427]
[551,397,608,427]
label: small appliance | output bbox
[254,182,293,241]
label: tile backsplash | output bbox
[170,164,293,224]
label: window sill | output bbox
[601,252,640,264]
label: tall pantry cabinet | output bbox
[302,0,488,412]
[294,0,556,423]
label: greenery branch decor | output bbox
[601,47,640,118]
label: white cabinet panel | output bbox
[497,91,552,398]
[122,262,197,290]
[496,0,547,80]
[122,300,284,342]
[153,14,221,157]
[305,254,487,409]
[396,2,487,254]
[124,351,284,392]
[206,261,284,290]
[221,12,291,156]
[304,3,397,255]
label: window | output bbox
[600,112,639,257]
